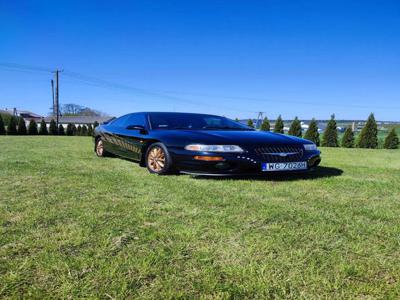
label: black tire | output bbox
[95,138,110,157]
[145,142,173,175]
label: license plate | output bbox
[262,161,307,172]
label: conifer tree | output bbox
[288,117,302,137]
[321,114,338,147]
[39,119,48,135]
[274,115,284,134]
[58,124,65,135]
[87,124,93,136]
[358,113,378,149]
[66,123,73,136]
[72,124,77,136]
[28,120,38,135]
[7,116,17,135]
[77,125,82,136]
[49,119,57,135]
[81,125,88,136]
[384,128,399,149]
[17,118,27,135]
[0,114,5,135]
[260,117,270,131]
[304,118,320,145]
[247,119,254,128]
[341,127,355,148]
[93,121,99,128]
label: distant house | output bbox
[18,110,43,123]
[1,108,43,126]
[43,116,113,128]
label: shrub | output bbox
[87,124,93,136]
[39,119,48,135]
[7,116,17,135]
[66,123,73,136]
[274,115,284,134]
[77,125,82,136]
[81,125,88,136]
[234,118,239,122]
[0,115,5,135]
[17,118,27,135]
[0,113,13,128]
[321,114,338,147]
[247,119,254,128]
[341,127,355,148]
[304,118,320,145]
[93,121,99,128]
[358,113,378,149]
[72,124,77,136]
[58,124,65,135]
[384,128,399,149]
[49,119,57,135]
[28,120,38,135]
[260,117,270,131]
[288,117,302,137]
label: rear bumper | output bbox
[169,148,321,176]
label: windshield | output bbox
[149,113,253,131]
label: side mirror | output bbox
[126,125,148,134]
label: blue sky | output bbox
[0,0,399,120]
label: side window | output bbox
[126,114,146,127]
[204,117,223,126]
[110,115,130,127]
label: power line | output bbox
[0,62,256,114]
[1,62,399,112]
[62,70,257,113]
[61,70,400,111]
[159,90,400,111]
[0,62,52,73]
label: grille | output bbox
[254,145,304,162]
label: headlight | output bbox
[304,144,317,151]
[185,144,244,153]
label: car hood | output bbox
[152,130,311,147]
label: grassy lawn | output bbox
[1,137,400,299]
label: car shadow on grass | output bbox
[190,166,343,181]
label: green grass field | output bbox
[1,137,400,299]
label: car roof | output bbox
[129,112,222,117]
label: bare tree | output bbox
[59,103,108,117]
[61,104,85,116]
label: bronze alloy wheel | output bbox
[96,139,104,156]
[147,146,166,172]
[145,142,173,174]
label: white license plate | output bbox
[262,161,307,172]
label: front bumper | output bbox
[169,148,321,176]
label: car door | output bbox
[114,113,148,161]
[103,115,131,156]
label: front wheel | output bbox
[145,143,173,175]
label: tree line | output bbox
[0,115,99,137]
[244,113,399,149]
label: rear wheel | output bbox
[95,138,109,157]
[145,143,173,175]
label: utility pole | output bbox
[52,69,63,127]
[256,112,264,129]
[51,79,55,116]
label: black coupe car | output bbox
[94,112,321,176]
